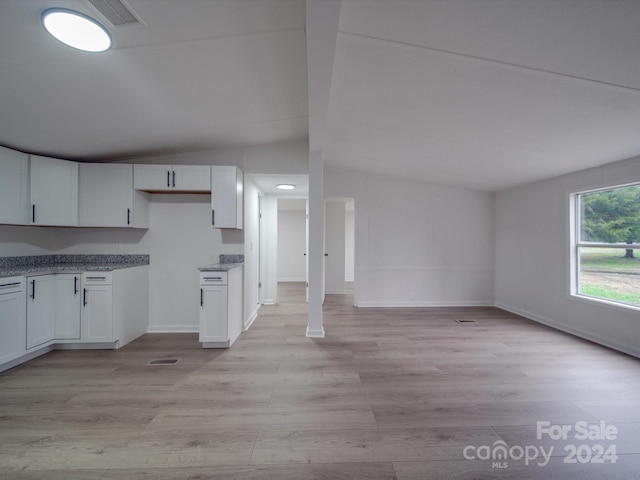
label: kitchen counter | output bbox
[198,254,244,272]
[0,254,149,278]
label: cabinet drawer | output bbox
[82,272,112,285]
[200,272,227,285]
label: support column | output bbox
[306,151,325,338]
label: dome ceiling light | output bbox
[42,8,112,52]
[277,184,296,190]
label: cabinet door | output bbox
[81,285,113,342]
[0,146,29,225]
[211,166,243,229]
[54,274,81,340]
[133,164,172,191]
[172,165,211,191]
[30,155,78,226]
[0,283,26,364]
[199,285,228,343]
[26,275,55,349]
[79,164,133,227]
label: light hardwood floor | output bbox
[1,282,640,479]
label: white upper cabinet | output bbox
[79,163,149,228]
[211,166,243,229]
[133,164,211,192]
[0,146,29,225]
[30,155,78,226]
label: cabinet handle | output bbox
[83,288,87,306]
[31,279,35,299]
[167,170,171,188]
[212,209,215,226]
[0,282,21,288]
[74,276,79,295]
[204,277,223,281]
[172,171,176,188]
[32,204,36,223]
[127,208,131,225]
[200,288,204,306]
[86,276,106,281]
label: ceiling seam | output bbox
[112,27,305,51]
[338,31,640,94]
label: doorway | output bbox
[325,197,356,306]
[277,198,308,308]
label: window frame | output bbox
[570,183,640,312]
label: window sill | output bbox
[570,293,640,314]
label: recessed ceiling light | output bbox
[277,184,296,190]
[42,8,112,53]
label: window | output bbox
[573,184,640,309]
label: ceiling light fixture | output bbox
[277,184,296,190]
[42,8,112,52]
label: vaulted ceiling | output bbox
[2,0,640,192]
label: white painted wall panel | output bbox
[495,156,640,357]
[325,167,495,307]
[243,176,261,329]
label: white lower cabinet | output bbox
[0,266,150,372]
[0,278,26,365]
[81,274,114,343]
[54,274,81,340]
[199,267,242,348]
[200,284,228,344]
[26,275,55,350]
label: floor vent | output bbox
[146,358,180,366]
[456,319,478,324]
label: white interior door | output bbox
[258,195,263,306]
[305,199,309,302]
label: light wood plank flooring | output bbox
[1,282,640,479]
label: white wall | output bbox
[0,225,56,256]
[345,208,355,282]
[324,166,495,306]
[243,176,261,330]
[495,156,640,357]
[277,210,307,282]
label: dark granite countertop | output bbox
[198,263,243,272]
[198,254,244,272]
[0,255,149,278]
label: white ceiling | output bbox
[2,0,640,192]
[0,0,308,161]
[320,0,640,191]
[248,173,309,197]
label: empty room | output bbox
[1,1,639,479]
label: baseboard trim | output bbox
[325,289,347,295]
[0,345,53,373]
[495,302,640,359]
[356,300,495,308]
[244,309,258,331]
[146,325,199,334]
[306,327,325,338]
